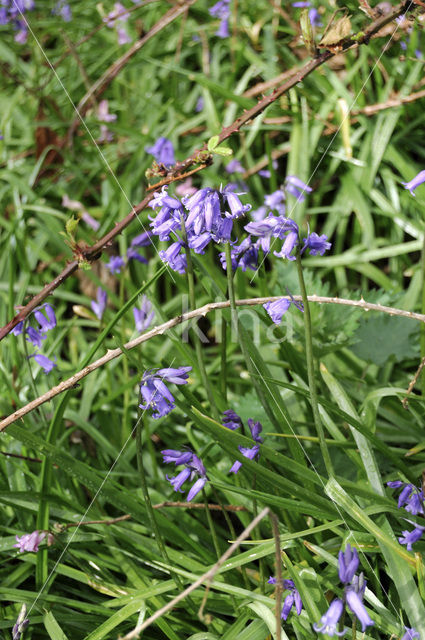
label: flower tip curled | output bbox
[401,170,425,196]
[313,599,346,636]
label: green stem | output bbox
[295,250,334,477]
[135,415,183,590]
[202,488,221,560]
[181,223,219,420]
[220,317,227,401]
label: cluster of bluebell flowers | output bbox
[12,304,57,373]
[139,366,191,419]
[161,449,208,501]
[268,576,303,621]
[104,2,131,45]
[222,410,263,473]
[313,544,374,635]
[0,0,34,43]
[209,0,230,38]
[387,480,425,550]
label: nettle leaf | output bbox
[352,314,419,366]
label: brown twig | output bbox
[62,514,131,528]
[2,294,424,431]
[153,502,247,511]
[0,1,414,341]
[67,0,196,142]
[403,355,425,408]
[121,507,270,639]
[270,512,282,640]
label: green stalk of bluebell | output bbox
[135,414,184,590]
[181,219,219,421]
[421,234,425,397]
[295,249,334,477]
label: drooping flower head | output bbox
[313,599,346,636]
[162,448,208,501]
[401,170,425,196]
[106,255,125,274]
[91,287,107,321]
[285,175,312,201]
[222,409,243,430]
[263,294,304,324]
[29,354,57,374]
[34,304,56,333]
[302,232,331,256]
[133,295,154,332]
[268,576,303,621]
[139,366,191,419]
[145,137,175,167]
[338,543,359,584]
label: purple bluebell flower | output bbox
[133,295,154,332]
[401,170,425,196]
[313,599,346,636]
[184,188,220,234]
[139,366,191,419]
[11,321,24,336]
[12,604,29,640]
[29,354,57,373]
[145,137,175,167]
[309,7,322,26]
[126,247,148,264]
[264,190,286,215]
[82,211,100,231]
[164,450,208,501]
[248,418,264,442]
[25,326,45,349]
[268,577,303,620]
[52,0,71,21]
[221,184,252,218]
[14,531,46,553]
[106,255,125,274]
[338,543,359,584]
[399,525,425,551]
[149,187,183,240]
[195,97,204,112]
[250,206,268,221]
[117,25,131,44]
[175,178,197,198]
[245,214,282,252]
[345,589,374,632]
[226,159,245,174]
[302,232,331,256]
[215,17,229,38]
[273,219,299,261]
[222,409,242,430]
[161,449,193,465]
[131,230,152,246]
[34,304,56,333]
[159,241,187,274]
[285,175,312,201]
[219,237,258,272]
[292,1,310,6]
[209,0,230,38]
[91,287,107,321]
[402,627,420,640]
[387,481,424,515]
[188,231,212,255]
[229,444,260,474]
[14,22,28,44]
[263,296,303,324]
[98,125,114,143]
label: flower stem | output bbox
[421,234,425,397]
[135,414,183,589]
[181,223,219,420]
[295,250,334,477]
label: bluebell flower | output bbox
[52,0,72,20]
[29,354,57,373]
[131,230,152,247]
[127,247,148,264]
[313,599,346,636]
[209,0,230,38]
[104,3,132,45]
[245,214,281,253]
[159,241,187,274]
[161,449,193,465]
[133,295,154,332]
[388,480,424,515]
[285,175,312,201]
[222,409,243,430]
[106,255,125,274]
[309,7,322,26]
[25,326,45,349]
[139,366,191,419]
[145,137,175,166]
[402,627,420,640]
[264,190,286,215]
[11,321,24,336]
[399,525,425,551]
[273,220,299,261]
[247,418,263,443]
[268,577,303,620]
[401,170,425,196]
[345,588,374,632]
[188,231,212,255]
[12,604,29,640]
[149,187,183,240]
[263,295,304,324]
[226,159,245,174]
[292,1,310,6]
[219,237,258,272]
[91,287,107,321]
[302,232,331,256]
[338,544,359,584]
[229,418,263,473]
[221,184,252,218]
[164,451,208,501]
[34,304,56,333]
[97,99,117,124]
[184,188,220,234]
[195,97,204,112]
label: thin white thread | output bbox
[250,3,414,282]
